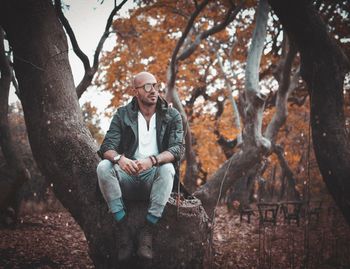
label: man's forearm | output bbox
[155,151,175,165]
[103,150,119,162]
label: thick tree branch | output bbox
[265,35,298,142]
[243,0,270,149]
[245,0,269,98]
[273,145,300,200]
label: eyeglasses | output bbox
[135,83,161,92]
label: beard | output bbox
[139,94,158,106]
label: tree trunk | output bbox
[0,27,31,225]
[0,0,209,267]
[269,0,350,224]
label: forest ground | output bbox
[1,202,350,269]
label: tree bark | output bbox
[0,27,31,225]
[269,0,350,224]
[0,0,209,267]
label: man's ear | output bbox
[132,88,138,97]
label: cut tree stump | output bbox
[97,193,210,269]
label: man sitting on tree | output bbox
[96,71,184,261]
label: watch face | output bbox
[114,155,121,163]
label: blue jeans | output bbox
[96,160,175,218]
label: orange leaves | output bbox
[192,114,226,175]
[217,101,241,140]
[96,0,248,110]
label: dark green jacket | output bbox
[99,96,184,162]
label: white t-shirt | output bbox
[133,112,159,160]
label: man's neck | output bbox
[138,102,156,118]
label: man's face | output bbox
[134,73,159,106]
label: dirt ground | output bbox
[1,204,350,269]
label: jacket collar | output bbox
[126,96,169,123]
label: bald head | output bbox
[133,71,157,88]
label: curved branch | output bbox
[92,0,128,70]
[77,0,128,98]
[177,2,242,61]
[167,0,209,91]
[55,0,128,98]
[54,0,91,71]
[243,0,270,149]
[264,35,297,142]
[76,0,127,98]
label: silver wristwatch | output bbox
[112,154,121,164]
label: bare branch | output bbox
[54,0,91,71]
[135,3,190,19]
[177,2,243,61]
[55,0,128,98]
[76,0,128,98]
[92,0,128,70]
[167,0,209,91]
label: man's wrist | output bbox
[112,154,122,164]
[149,155,159,167]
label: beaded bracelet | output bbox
[151,155,159,166]
[149,156,156,166]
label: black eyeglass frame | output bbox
[135,83,161,92]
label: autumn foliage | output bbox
[93,0,350,201]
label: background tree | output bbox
[269,0,350,224]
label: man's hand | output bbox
[118,156,139,175]
[135,158,153,174]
